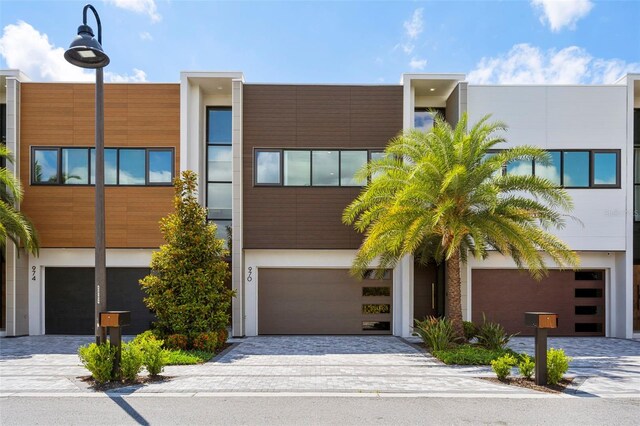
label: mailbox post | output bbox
[100,311,131,377]
[524,312,558,385]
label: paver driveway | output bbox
[1,335,639,396]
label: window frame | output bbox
[31,146,174,187]
[254,148,383,188]
[489,148,620,189]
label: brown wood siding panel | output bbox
[243,85,402,249]
[472,269,605,336]
[20,83,179,248]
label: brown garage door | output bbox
[258,268,392,335]
[472,269,605,336]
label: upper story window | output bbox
[255,149,377,187]
[31,147,174,186]
[489,149,620,189]
[206,106,233,241]
[414,108,445,132]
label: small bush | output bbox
[192,331,219,353]
[132,330,161,345]
[433,344,520,365]
[518,354,535,379]
[135,335,168,376]
[477,314,517,350]
[463,321,478,341]
[547,348,572,385]
[120,342,144,381]
[414,316,456,352]
[491,354,517,380]
[165,349,215,366]
[166,334,189,350]
[78,342,116,384]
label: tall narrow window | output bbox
[206,107,233,241]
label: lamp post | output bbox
[65,4,110,344]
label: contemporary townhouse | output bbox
[2,69,639,339]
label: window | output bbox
[491,149,620,189]
[414,108,445,132]
[254,149,383,187]
[148,150,174,184]
[118,149,146,185]
[563,151,589,187]
[32,147,174,186]
[61,149,89,184]
[312,150,339,186]
[256,151,281,185]
[592,151,618,186]
[32,148,58,184]
[284,150,310,186]
[340,151,367,186]
[206,107,233,237]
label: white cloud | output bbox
[0,21,148,83]
[404,8,424,40]
[409,57,427,71]
[530,0,594,31]
[106,68,147,83]
[105,0,161,23]
[139,31,153,41]
[467,43,640,84]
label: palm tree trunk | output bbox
[446,249,464,339]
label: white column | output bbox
[231,79,245,337]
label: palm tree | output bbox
[343,112,579,337]
[0,143,39,255]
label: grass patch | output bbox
[165,349,215,365]
[433,344,523,365]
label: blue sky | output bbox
[0,0,638,84]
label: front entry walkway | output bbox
[1,335,639,397]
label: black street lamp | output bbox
[65,4,109,344]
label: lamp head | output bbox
[64,24,110,69]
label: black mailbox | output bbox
[100,311,131,328]
[524,312,558,329]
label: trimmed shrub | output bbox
[414,316,456,352]
[491,354,517,380]
[166,334,189,350]
[518,354,535,379]
[433,344,520,365]
[165,350,215,366]
[463,321,478,341]
[120,342,144,381]
[78,342,116,384]
[133,332,168,376]
[477,314,517,350]
[140,171,234,337]
[547,348,572,385]
[192,332,219,353]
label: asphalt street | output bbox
[1,395,639,426]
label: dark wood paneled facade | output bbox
[243,85,403,249]
[20,83,179,248]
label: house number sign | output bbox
[31,266,36,281]
[247,267,253,282]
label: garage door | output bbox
[472,269,605,336]
[258,268,392,335]
[45,267,155,335]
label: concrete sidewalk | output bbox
[1,335,638,398]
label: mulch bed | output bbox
[480,377,573,394]
[79,374,172,391]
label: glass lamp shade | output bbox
[64,25,109,68]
